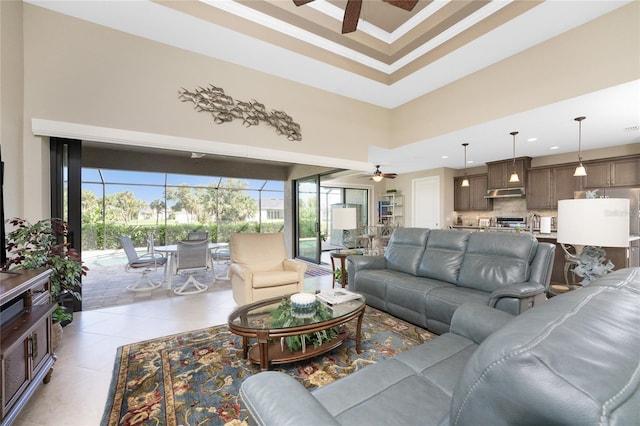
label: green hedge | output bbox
[82,221,285,250]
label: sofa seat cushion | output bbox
[385,276,453,328]
[350,269,398,309]
[251,270,300,288]
[313,333,478,426]
[425,286,490,329]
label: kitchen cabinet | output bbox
[487,157,531,189]
[527,164,582,209]
[1,269,56,426]
[582,156,639,188]
[454,174,492,211]
[526,168,552,209]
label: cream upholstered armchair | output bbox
[229,233,306,306]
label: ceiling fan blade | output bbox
[342,0,362,34]
[382,173,397,179]
[383,0,418,11]
[292,0,315,6]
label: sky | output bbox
[81,168,284,204]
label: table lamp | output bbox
[332,207,357,251]
[557,198,629,285]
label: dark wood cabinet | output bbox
[554,164,582,202]
[526,168,553,209]
[583,156,639,188]
[1,269,56,426]
[527,164,582,209]
[454,174,492,211]
[487,157,531,189]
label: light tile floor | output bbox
[13,274,334,426]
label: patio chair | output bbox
[187,231,209,241]
[211,245,230,280]
[173,239,211,295]
[118,236,167,292]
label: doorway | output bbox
[295,173,370,264]
[412,176,441,228]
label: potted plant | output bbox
[3,217,87,328]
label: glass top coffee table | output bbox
[228,293,365,371]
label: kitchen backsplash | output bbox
[452,198,557,227]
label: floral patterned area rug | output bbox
[101,307,434,426]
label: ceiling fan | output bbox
[293,0,419,34]
[370,165,397,182]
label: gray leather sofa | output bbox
[240,267,640,425]
[347,228,555,334]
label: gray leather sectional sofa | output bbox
[347,228,555,334]
[241,267,640,425]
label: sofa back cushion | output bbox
[450,268,640,425]
[384,228,430,276]
[417,229,469,283]
[457,232,537,292]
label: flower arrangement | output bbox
[270,298,339,352]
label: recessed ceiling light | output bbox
[441,155,448,159]
[549,146,559,150]
[468,160,474,164]
[527,138,537,142]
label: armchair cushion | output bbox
[230,233,288,271]
[229,232,306,305]
[252,270,301,288]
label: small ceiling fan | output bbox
[370,165,397,182]
[293,0,418,34]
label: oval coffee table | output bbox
[228,293,365,371]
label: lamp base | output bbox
[562,244,614,286]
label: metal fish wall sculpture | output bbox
[178,85,302,141]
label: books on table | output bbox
[317,289,363,305]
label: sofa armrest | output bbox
[347,255,385,274]
[283,258,306,273]
[449,303,514,345]
[230,263,253,281]
[240,372,339,426]
[488,282,546,307]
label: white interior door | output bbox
[412,176,440,228]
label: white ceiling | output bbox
[27,0,640,174]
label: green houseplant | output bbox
[3,217,87,326]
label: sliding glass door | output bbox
[296,175,320,263]
[50,137,82,311]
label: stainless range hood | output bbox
[485,187,526,199]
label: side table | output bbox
[330,251,359,288]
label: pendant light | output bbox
[508,131,520,183]
[573,116,587,177]
[461,143,470,187]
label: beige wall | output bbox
[4,2,639,225]
[389,2,640,147]
[1,0,25,219]
[20,3,390,218]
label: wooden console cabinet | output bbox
[0,269,56,426]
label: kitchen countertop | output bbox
[450,226,640,243]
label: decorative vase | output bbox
[52,321,63,351]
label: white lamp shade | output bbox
[557,198,629,247]
[332,207,357,230]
